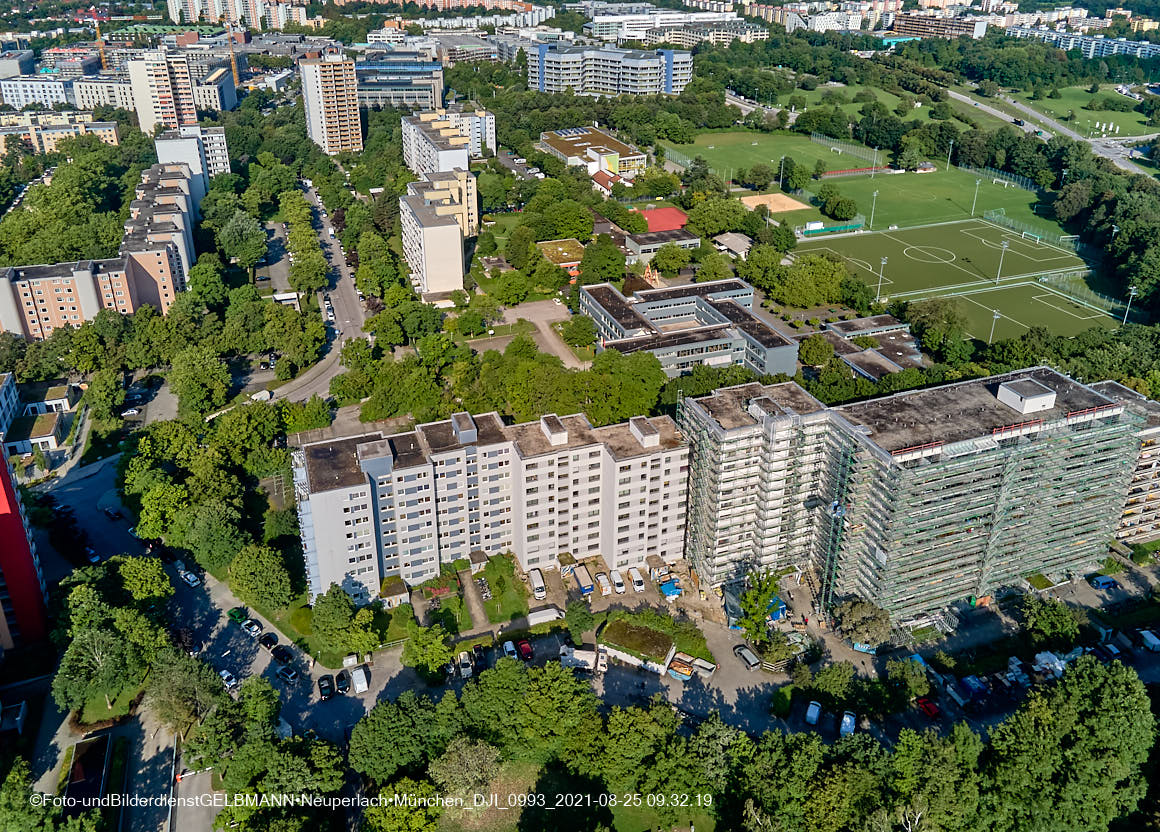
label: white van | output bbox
[628,567,646,593]
[351,665,369,694]
[529,568,546,601]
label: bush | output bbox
[771,685,795,717]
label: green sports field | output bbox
[660,131,1047,229]
[1012,85,1154,138]
[797,220,1118,340]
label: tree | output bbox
[427,737,501,797]
[833,599,891,644]
[798,333,835,367]
[565,600,595,646]
[168,346,230,418]
[810,661,856,707]
[402,621,454,680]
[695,253,732,283]
[144,650,227,733]
[737,571,780,646]
[1020,594,1080,648]
[187,253,228,308]
[310,583,379,655]
[579,234,625,284]
[505,225,535,271]
[886,658,930,703]
[229,544,294,611]
[476,230,497,257]
[560,316,597,348]
[492,272,529,306]
[116,556,173,606]
[349,690,460,783]
[218,210,268,275]
[53,627,140,711]
[364,778,443,832]
[687,198,749,237]
[0,757,102,831]
[651,243,692,277]
[84,366,125,424]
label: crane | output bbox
[226,22,240,87]
[95,20,108,71]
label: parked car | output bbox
[121,408,140,417]
[219,669,239,690]
[840,711,856,737]
[102,507,123,520]
[458,651,474,679]
[128,527,140,539]
[276,666,300,684]
[242,619,262,638]
[271,645,293,665]
[628,567,646,593]
[335,669,351,695]
[227,607,248,625]
[473,644,486,671]
[517,639,533,661]
[179,571,201,588]
[805,700,822,726]
[916,697,940,718]
[317,675,335,701]
[733,643,761,672]
[503,640,518,659]
[596,572,612,597]
[610,570,626,594]
[258,633,278,653]
[84,547,100,564]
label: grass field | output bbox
[1012,85,1154,137]
[784,83,1015,132]
[660,130,1047,229]
[797,220,1118,340]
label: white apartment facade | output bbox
[399,169,478,296]
[128,52,199,134]
[74,76,136,110]
[0,76,73,110]
[154,125,230,213]
[527,44,692,96]
[584,9,740,40]
[292,411,688,603]
[301,56,363,155]
[401,109,495,174]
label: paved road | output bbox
[258,221,291,293]
[500,299,582,368]
[946,89,1048,139]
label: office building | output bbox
[355,52,444,110]
[1006,26,1160,59]
[155,125,230,212]
[538,126,646,180]
[301,56,363,156]
[0,454,47,649]
[402,108,496,174]
[399,169,478,296]
[680,368,1139,621]
[582,8,739,40]
[527,44,692,96]
[0,76,74,110]
[0,164,196,341]
[581,279,799,378]
[624,229,701,263]
[890,12,989,38]
[292,410,687,602]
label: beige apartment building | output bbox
[301,56,363,155]
[399,169,478,296]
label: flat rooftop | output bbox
[1092,380,1160,427]
[540,126,642,160]
[835,367,1114,453]
[506,412,684,460]
[609,323,734,354]
[634,278,748,303]
[707,299,792,348]
[536,238,585,265]
[583,284,652,331]
[301,433,382,492]
[842,349,903,381]
[827,314,908,337]
[692,382,827,431]
[628,228,699,247]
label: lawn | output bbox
[1012,85,1155,137]
[482,555,530,625]
[482,212,523,247]
[786,83,1014,132]
[601,618,674,662]
[430,593,475,635]
[476,268,557,304]
[80,424,127,466]
[552,321,597,361]
[456,318,536,347]
[660,130,1047,229]
[80,676,144,725]
[796,220,1120,339]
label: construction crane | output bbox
[95,20,108,72]
[226,22,240,87]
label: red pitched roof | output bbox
[634,206,688,233]
[592,170,619,190]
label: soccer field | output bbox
[797,220,1118,339]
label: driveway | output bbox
[258,221,291,293]
[501,300,584,369]
[458,569,490,632]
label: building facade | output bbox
[1006,25,1160,59]
[890,12,989,38]
[155,124,230,212]
[0,455,47,649]
[401,108,495,174]
[680,369,1140,621]
[292,410,687,603]
[74,76,137,110]
[128,52,200,133]
[538,126,646,179]
[399,169,478,296]
[0,112,119,155]
[301,56,363,155]
[1093,380,1160,544]
[0,76,74,110]
[527,44,692,96]
[355,53,444,110]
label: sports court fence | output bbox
[664,147,696,170]
[1037,269,1141,322]
[957,164,1043,194]
[794,215,866,236]
[820,166,891,179]
[809,132,880,166]
[983,209,1085,254]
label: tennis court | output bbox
[797,220,1117,338]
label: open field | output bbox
[661,131,1048,228]
[797,220,1118,339]
[782,83,1016,132]
[1011,85,1156,137]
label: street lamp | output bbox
[778,155,786,189]
[947,138,954,171]
[1123,285,1138,325]
[870,190,879,231]
[876,256,888,304]
[996,240,1009,284]
[872,146,879,177]
[989,309,1002,344]
[971,178,981,216]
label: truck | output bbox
[573,565,594,597]
[1140,630,1160,652]
[527,607,564,627]
[351,665,369,694]
[559,645,606,673]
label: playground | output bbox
[797,220,1120,339]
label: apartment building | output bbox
[355,52,444,110]
[583,9,740,40]
[155,125,230,212]
[642,22,770,46]
[0,112,119,155]
[193,66,238,112]
[0,454,47,649]
[0,76,74,110]
[291,410,687,603]
[399,169,478,296]
[402,108,496,174]
[1006,26,1160,59]
[128,52,198,133]
[301,56,364,155]
[581,279,799,378]
[0,373,16,437]
[527,44,692,96]
[0,163,195,341]
[74,75,137,110]
[890,12,989,38]
[0,50,34,79]
[680,368,1140,621]
[1092,381,1160,544]
[538,126,646,180]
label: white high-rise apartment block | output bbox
[399,169,477,296]
[401,108,495,174]
[527,44,692,96]
[300,56,363,156]
[155,125,230,213]
[128,52,199,134]
[292,411,687,603]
